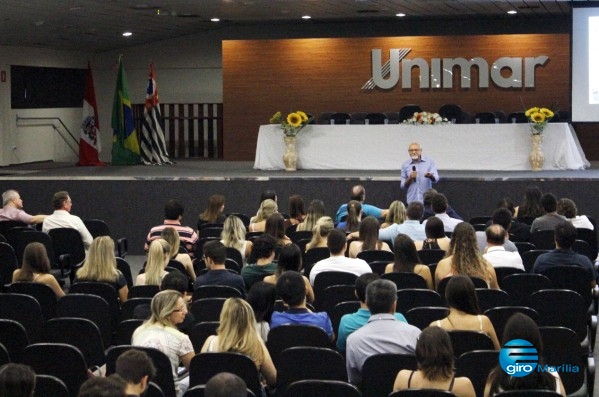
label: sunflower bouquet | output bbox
[525,107,554,135]
[270,110,312,137]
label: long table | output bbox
[254,123,590,171]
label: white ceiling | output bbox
[0,0,577,53]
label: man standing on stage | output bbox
[400,142,439,204]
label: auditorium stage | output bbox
[1,159,598,255]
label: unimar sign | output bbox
[362,48,549,90]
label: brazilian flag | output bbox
[111,57,140,165]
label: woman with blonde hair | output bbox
[381,200,406,229]
[197,194,226,229]
[161,227,196,281]
[305,216,334,251]
[12,242,65,298]
[296,199,326,232]
[74,236,128,302]
[133,289,194,396]
[136,239,170,286]
[221,215,253,264]
[434,223,499,289]
[348,216,391,258]
[201,297,277,389]
[248,199,277,233]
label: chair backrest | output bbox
[474,111,497,123]
[302,247,330,278]
[146,382,167,397]
[189,352,262,397]
[438,104,465,123]
[225,247,244,267]
[437,276,487,301]
[116,257,134,288]
[43,317,106,368]
[484,306,539,339]
[530,289,588,343]
[357,249,394,264]
[540,265,593,308]
[528,230,556,250]
[0,293,43,343]
[22,343,88,397]
[199,226,223,238]
[404,306,449,330]
[328,301,360,336]
[57,293,113,347]
[501,273,552,307]
[572,239,593,261]
[316,284,356,312]
[83,219,111,238]
[513,242,536,256]
[0,319,29,363]
[573,227,598,260]
[361,353,417,397]
[381,272,428,290]
[469,216,492,225]
[0,220,28,237]
[395,289,445,314]
[227,213,251,228]
[447,330,495,357]
[8,230,55,267]
[507,111,528,123]
[266,324,331,368]
[106,345,177,397]
[48,227,86,266]
[0,343,7,366]
[0,242,19,288]
[365,112,387,124]
[399,105,423,122]
[33,374,70,397]
[329,112,351,124]
[188,321,219,352]
[389,390,458,397]
[7,281,58,321]
[284,379,362,397]
[416,249,446,265]
[475,288,511,312]
[113,318,144,346]
[492,391,562,397]
[313,271,357,301]
[384,111,400,124]
[192,285,243,302]
[493,267,525,289]
[455,350,498,397]
[350,112,368,124]
[366,260,388,275]
[128,284,160,299]
[190,297,226,322]
[69,281,121,334]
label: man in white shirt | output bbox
[483,224,524,271]
[42,191,93,250]
[309,229,371,285]
[422,193,462,233]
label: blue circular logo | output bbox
[499,339,538,377]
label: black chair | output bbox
[188,352,263,397]
[7,281,58,321]
[361,353,417,397]
[572,239,594,262]
[399,105,423,122]
[529,230,556,250]
[329,112,351,125]
[381,272,428,290]
[474,111,497,124]
[43,317,106,369]
[199,227,223,238]
[128,284,160,299]
[276,346,347,395]
[69,281,121,331]
[507,111,528,123]
[494,391,562,397]
[0,220,28,237]
[389,389,458,397]
[328,301,360,336]
[437,276,487,301]
[484,306,539,339]
[113,318,144,346]
[455,350,498,397]
[357,250,394,264]
[284,380,362,397]
[494,267,525,289]
[0,242,19,289]
[189,321,219,352]
[316,284,356,312]
[313,271,357,303]
[476,288,511,312]
[350,112,368,124]
[83,219,128,257]
[22,343,88,397]
[404,306,449,330]
[116,257,134,289]
[540,265,594,310]
[317,112,334,125]
[57,293,113,348]
[120,297,152,321]
[396,289,445,314]
[574,228,598,261]
[0,293,43,343]
[48,228,87,281]
[225,247,244,268]
[0,344,8,366]
[0,319,29,363]
[365,112,387,124]
[106,345,177,397]
[192,285,242,302]
[33,374,70,397]
[513,242,536,256]
[447,330,495,357]
[146,382,167,397]
[190,297,226,322]
[228,213,251,228]
[469,216,492,225]
[417,249,446,265]
[302,247,330,278]
[501,273,551,307]
[368,260,389,275]
[384,111,400,124]
[290,230,312,244]
[438,104,466,123]
[266,324,331,368]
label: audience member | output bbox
[0,363,35,397]
[115,349,157,397]
[12,242,65,298]
[296,199,326,232]
[241,235,278,289]
[495,198,530,242]
[336,200,362,232]
[423,193,462,232]
[346,279,420,384]
[74,236,129,302]
[249,190,278,224]
[305,216,334,251]
[414,216,451,251]
[0,189,46,225]
[197,194,226,230]
[201,298,276,390]
[246,281,276,341]
[271,271,334,340]
[422,189,462,221]
[385,234,433,289]
[205,372,248,397]
[264,213,292,246]
[144,199,198,256]
[132,290,194,396]
[161,227,196,281]
[42,190,93,250]
[515,185,544,219]
[263,244,314,303]
[400,142,439,204]
[393,326,476,397]
[557,197,594,230]
[335,185,388,223]
[337,273,408,352]
[309,229,371,285]
[248,199,277,233]
[430,275,500,349]
[136,239,170,286]
[78,375,126,397]
[482,225,524,270]
[532,221,597,288]
[435,223,499,289]
[348,216,391,258]
[476,208,518,253]
[194,240,246,297]
[530,193,566,233]
[378,201,426,244]
[381,200,406,229]
[287,194,306,225]
[220,215,252,264]
[484,313,566,397]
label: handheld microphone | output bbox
[412,166,416,172]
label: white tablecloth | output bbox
[253,123,590,171]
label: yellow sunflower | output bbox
[539,108,554,118]
[529,111,546,123]
[296,111,308,122]
[286,112,303,128]
[525,107,539,117]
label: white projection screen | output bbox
[572,5,599,121]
